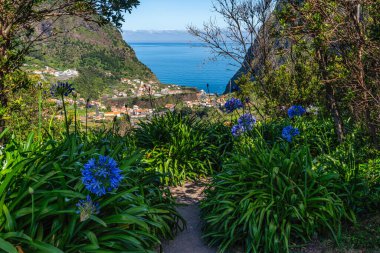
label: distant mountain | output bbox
[123,30,199,43]
[26,16,157,99]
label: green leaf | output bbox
[84,231,99,248]
[89,215,107,228]
[30,240,64,253]
[2,204,15,232]
[0,237,18,253]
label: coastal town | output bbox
[74,88,225,126]
[37,67,228,126]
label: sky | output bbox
[122,0,224,31]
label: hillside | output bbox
[26,16,157,99]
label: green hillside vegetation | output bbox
[26,16,156,99]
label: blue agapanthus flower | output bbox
[288,105,306,118]
[50,82,75,97]
[76,195,99,222]
[82,155,123,196]
[282,125,300,142]
[231,124,244,137]
[237,113,256,131]
[224,98,244,113]
[231,113,256,137]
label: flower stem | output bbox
[38,86,42,141]
[85,99,89,137]
[74,97,77,135]
[61,94,69,137]
[32,193,34,226]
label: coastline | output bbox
[128,42,239,95]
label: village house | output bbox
[165,104,176,111]
[53,69,79,78]
[161,88,169,95]
[104,111,121,119]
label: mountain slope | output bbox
[27,16,157,99]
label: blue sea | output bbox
[130,43,239,95]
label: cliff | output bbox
[26,16,157,98]
[224,1,286,94]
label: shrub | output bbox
[316,141,380,214]
[201,137,346,253]
[135,112,232,185]
[0,133,184,252]
[229,108,378,216]
[246,115,340,157]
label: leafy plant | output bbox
[0,132,184,252]
[201,136,346,253]
[251,115,338,156]
[316,142,380,214]
[135,112,231,185]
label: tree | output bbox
[190,0,379,143]
[333,1,380,145]
[0,0,140,130]
[188,0,278,115]
[188,0,322,117]
[278,0,347,142]
[280,0,379,144]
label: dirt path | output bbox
[160,181,216,253]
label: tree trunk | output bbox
[354,4,377,146]
[317,49,345,143]
[0,71,7,134]
[0,23,10,134]
[358,49,377,146]
[325,82,345,143]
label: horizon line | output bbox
[123,29,189,32]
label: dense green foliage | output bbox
[199,107,379,252]
[192,0,379,145]
[317,145,380,214]
[201,135,346,252]
[0,1,379,252]
[0,93,379,252]
[135,112,232,185]
[237,108,380,215]
[0,131,184,252]
[274,0,380,143]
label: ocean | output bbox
[129,43,239,95]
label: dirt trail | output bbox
[160,181,216,253]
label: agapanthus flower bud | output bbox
[76,195,99,222]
